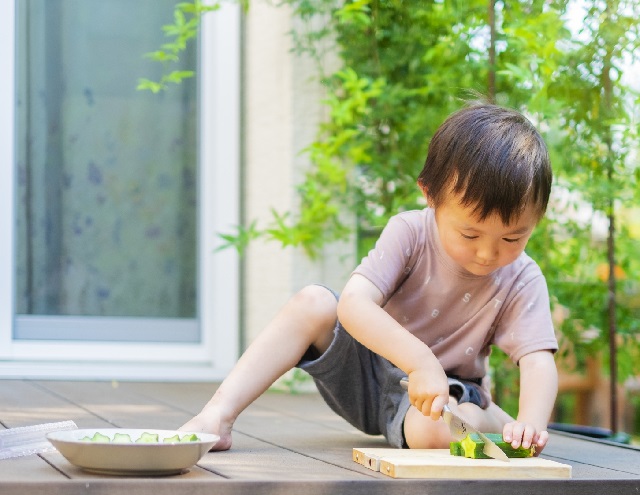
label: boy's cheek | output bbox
[441,242,470,265]
[439,231,467,257]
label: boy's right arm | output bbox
[337,274,450,420]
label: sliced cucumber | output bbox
[82,432,110,443]
[135,432,160,443]
[79,431,200,443]
[112,433,133,443]
[163,434,181,443]
[179,433,199,443]
[452,433,535,459]
[449,441,463,456]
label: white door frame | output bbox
[0,1,240,381]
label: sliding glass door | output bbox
[0,0,240,379]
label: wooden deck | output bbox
[1,379,639,494]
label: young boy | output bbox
[181,101,559,453]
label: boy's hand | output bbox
[510,350,557,456]
[407,368,450,421]
[502,420,549,454]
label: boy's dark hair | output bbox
[417,101,552,224]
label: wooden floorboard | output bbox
[1,379,639,494]
[541,433,640,478]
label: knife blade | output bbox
[399,377,510,462]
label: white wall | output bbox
[243,2,355,345]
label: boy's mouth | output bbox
[469,261,496,274]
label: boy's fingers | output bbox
[508,422,526,448]
[429,394,448,421]
[502,424,513,443]
[534,430,549,453]
[520,424,536,449]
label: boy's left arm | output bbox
[502,350,558,454]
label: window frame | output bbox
[0,1,240,380]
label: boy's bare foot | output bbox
[179,405,234,451]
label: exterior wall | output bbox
[243,2,355,347]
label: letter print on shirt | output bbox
[431,309,440,318]
[462,292,471,303]
[424,275,432,286]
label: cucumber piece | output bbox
[79,430,197,444]
[112,433,133,443]
[163,434,181,443]
[460,434,492,459]
[89,432,111,443]
[179,433,200,443]
[135,432,160,443]
[455,433,535,459]
[450,441,463,456]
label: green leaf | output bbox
[215,221,262,256]
[138,0,220,94]
[136,79,164,93]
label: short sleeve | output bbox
[352,213,423,303]
[492,271,558,364]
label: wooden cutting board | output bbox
[353,448,572,479]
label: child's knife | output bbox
[399,377,510,462]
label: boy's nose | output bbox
[477,243,499,263]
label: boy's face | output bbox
[433,191,538,276]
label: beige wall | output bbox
[243,2,355,347]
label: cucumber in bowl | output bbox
[79,431,200,443]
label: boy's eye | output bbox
[503,237,521,243]
[461,233,478,240]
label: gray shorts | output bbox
[297,287,488,449]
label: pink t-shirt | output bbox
[352,208,558,400]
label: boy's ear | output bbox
[417,181,431,204]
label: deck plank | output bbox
[31,380,193,429]
[542,433,640,478]
[0,379,110,481]
[0,454,66,482]
[38,450,223,480]
[0,380,113,428]
[1,379,639,494]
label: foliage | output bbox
[537,0,640,385]
[272,0,492,257]
[137,0,220,93]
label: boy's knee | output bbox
[291,286,338,354]
[292,285,338,322]
[403,408,451,449]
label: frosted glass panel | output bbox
[15,0,198,325]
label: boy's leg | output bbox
[180,285,338,450]
[403,397,458,449]
[403,398,514,449]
